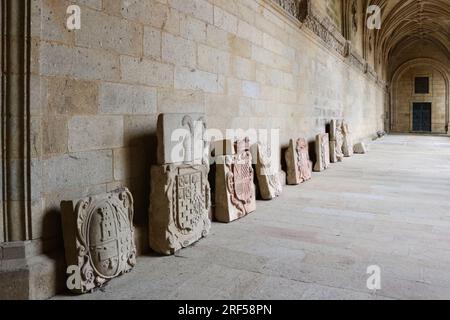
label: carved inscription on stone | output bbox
[314,133,331,172]
[285,138,313,185]
[342,121,354,157]
[215,138,256,223]
[149,164,211,255]
[157,113,207,165]
[61,188,136,294]
[256,143,283,200]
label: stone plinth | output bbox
[149,164,211,255]
[60,188,136,294]
[285,138,313,185]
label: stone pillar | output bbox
[2,0,32,243]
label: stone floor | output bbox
[54,134,450,300]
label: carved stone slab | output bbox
[354,142,367,154]
[285,138,313,185]
[157,113,207,165]
[342,121,354,157]
[215,138,256,223]
[149,164,211,255]
[314,133,331,172]
[256,143,283,200]
[61,188,136,294]
[329,120,344,163]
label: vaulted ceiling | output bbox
[368,0,450,68]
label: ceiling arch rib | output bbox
[371,0,450,68]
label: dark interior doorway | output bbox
[412,103,432,132]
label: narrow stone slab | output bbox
[342,121,354,157]
[285,138,313,185]
[329,120,344,163]
[314,133,331,172]
[255,143,282,200]
[157,113,207,165]
[215,138,256,223]
[60,188,137,294]
[149,164,211,255]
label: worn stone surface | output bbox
[329,120,344,163]
[285,138,313,185]
[314,133,331,172]
[149,164,211,255]
[342,121,354,157]
[255,143,283,200]
[354,142,367,154]
[157,113,207,165]
[53,135,450,300]
[215,138,256,223]
[60,188,136,294]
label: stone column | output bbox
[2,0,32,243]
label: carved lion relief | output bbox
[61,188,136,294]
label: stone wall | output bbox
[1,0,386,298]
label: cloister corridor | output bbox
[54,135,450,300]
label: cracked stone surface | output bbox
[53,135,450,300]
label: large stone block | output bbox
[68,116,124,152]
[314,133,331,172]
[60,188,136,294]
[157,113,207,165]
[215,138,256,223]
[162,33,196,68]
[255,143,282,200]
[149,164,211,255]
[75,8,143,56]
[43,150,113,192]
[40,43,120,81]
[285,138,312,185]
[100,83,156,115]
[120,56,174,87]
[174,67,219,93]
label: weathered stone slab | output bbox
[157,113,207,165]
[314,133,331,172]
[285,138,313,185]
[214,139,235,157]
[215,138,256,223]
[149,164,211,255]
[342,121,354,157]
[329,120,344,163]
[60,188,136,294]
[256,143,282,200]
[354,142,367,154]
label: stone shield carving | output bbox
[149,164,211,255]
[61,188,136,294]
[314,133,331,172]
[285,138,312,185]
[256,143,283,200]
[215,139,256,223]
